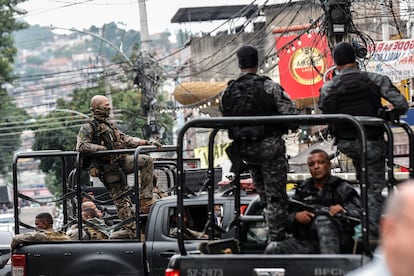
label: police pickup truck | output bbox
[165,115,411,276]
[10,148,256,276]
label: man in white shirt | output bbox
[347,180,414,276]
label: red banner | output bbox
[275,33,333,100]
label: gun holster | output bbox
[225,143,249,174]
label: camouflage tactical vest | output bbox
[43,231,71,241]
[84,226,109,240]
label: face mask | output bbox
[93,106,111,120]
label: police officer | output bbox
[267,149,361,254]
[76,95,161,239]
[220,45,298,250]
[318,42,408,238]
[11,212,70,250]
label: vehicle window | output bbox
[244,201,269,243]
[0,231,13,243]
[167,206,208,239]
[247,221,268,243]
[0,217,13,224]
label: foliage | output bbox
[0,0,28,84]
[0,0,29,175]
[0,91,28,175]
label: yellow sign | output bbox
[193,143,230,168]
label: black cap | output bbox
[332,42,356,66]
[236,45,258,69]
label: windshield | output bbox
[0,216,14,224]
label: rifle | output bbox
[96,128,124,163]
[225,143,249,174]
[98,128,117,150]
[289,198,360,223]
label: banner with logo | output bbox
[366,38,414,82]
[275,33,333,100]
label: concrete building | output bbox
[169,1,411,171]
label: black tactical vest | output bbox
[220,73,280,140]
[322,72,383,139]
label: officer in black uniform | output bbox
[220,45,298,250]
[267,149,361,254]
[319,42,408,238]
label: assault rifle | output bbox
[289,198,361,223]
[98,128,122,150]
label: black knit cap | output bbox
[236,45,258,69]
[332,42,356,66]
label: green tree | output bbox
[0,92,28,175]
[0,0,29,175]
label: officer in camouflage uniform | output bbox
[11,212,70,251]
[82,208,111,240]
[76,95,162,239]
[267,149,361,254]
[220,45,298,250]
[319,42,408,238]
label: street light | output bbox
[49,26,161,140]
[49,26,135,118]
[53,109,90,119]
[48,26,134,67]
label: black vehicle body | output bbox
[10,146,255,276]
[166,114,414,276]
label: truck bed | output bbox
[166,254,370,276]
[13,240,146,276]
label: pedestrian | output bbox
[76,95,162,239]
[318,42,408,238]
[347,180,414,276]
[266,149,361,254]
[214,204,223,228]
[11,212,70,250]
[220,44,298,251]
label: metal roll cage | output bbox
[12,146,178,240]
[175,114,414,257]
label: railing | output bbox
[175,114,406,257]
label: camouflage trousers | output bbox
[337,138,386,238]
[273,215,341,254]
[121,154,154,199]
[238,136,288,241]
[97,154,154,238]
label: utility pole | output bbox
[381,0,390,41]
[136,0,160,140]
[99,25,114,118]
[138,0,151,52]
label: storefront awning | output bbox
[173,82,227,105]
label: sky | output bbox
[18,0,279,36]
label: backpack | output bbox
[322,71,382,139]
[221,73,279,140]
